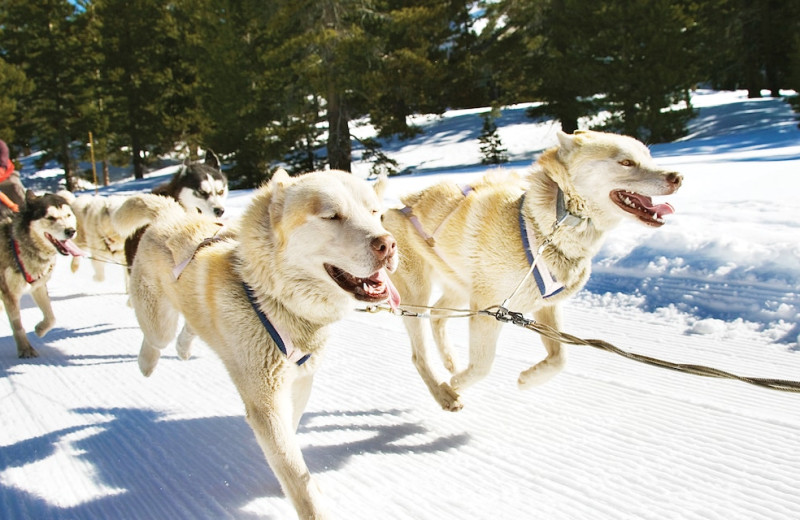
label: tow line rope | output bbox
[74,244,127,267]
[359,303,800,394]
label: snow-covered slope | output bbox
[1,90,799,519]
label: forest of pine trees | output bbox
[1,0,798,189]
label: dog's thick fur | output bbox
[0,191,79,358]
[123,151,228,270]
[115,170,398,519]
[383,130,683,411]
[69,194,130,285]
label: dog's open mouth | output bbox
[610,190,675,227]
[45,233,85,257]
[324,264,401,309]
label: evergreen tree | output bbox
[590,0,699,142]
[94,0,197,178]
[701,0,800,98]
[0,0,96,190]
[366,1,475,139]
[478,110,508,165]
[0,57,32,144]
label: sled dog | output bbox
[0,191,83,358]
[69,194,130,286]
[123,151,228,269]
[116,170,399,519]
[382,130,683,411]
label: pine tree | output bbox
[0,57,32,144]
[478,111,508,165]
[94,0,198,178]
[0,0,97,190]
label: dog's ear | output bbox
[373,173,388,200]
[204,149,221,170]
[542,137,587,215]
[270,168,290,185]
[25,189,38,205]
[267,168,291,245]
[556,131,577,154]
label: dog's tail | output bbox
[112,194,184,237]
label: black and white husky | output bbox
[153,151,228,218]
[124,151,228,269]
[0,191,83,358]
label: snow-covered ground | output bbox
[1,90,799,519]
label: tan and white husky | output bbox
[113,170,399,519]
[69,194,130,286]
[382,130,683,411]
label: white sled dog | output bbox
[0,191,83,358]
[114,170,399,519]
[382,130,683,411]
[69,194,130,286]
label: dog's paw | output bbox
[442,355,457,374]
[18,345,39,359]
[176,326,194,360]
[138,347,161,377]
[34,320,54,337]
[434,383,463,412]
[517,357,565,389]
[92,273,105,282]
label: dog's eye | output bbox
[47,216,57,221]
[195,190,209,198]
[323,213,340,221]
[619,159,635,167]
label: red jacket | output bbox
[0,139,13,183]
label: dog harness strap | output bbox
[10,236,37,284]
[242,282,310,366]
[400,184,474,263]
[400,206,436,247]
[172,225,226,280]
[518,196,565,298]
[555,187,585,227]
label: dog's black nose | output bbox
[371,234,397,261]
[65,228,76,238]
[214,207,225,218]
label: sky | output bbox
[1,89,799,519]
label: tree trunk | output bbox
[131,131,145,179]
[102,158,110,186]
[60,138,75,192]
[326,87,351,172]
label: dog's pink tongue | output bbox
[632,193,675,216]
[372,269,401,310]
[62,239,86,257]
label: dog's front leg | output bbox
[31,283,56,338]
[244,394,330,520]
[518,304,566,389]
[403,315,463,412]
[90,258,106,282]
[1,291,38,358]
[450,313,502,392]
[175,323,196,360]
[430,289,467,374]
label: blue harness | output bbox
[243,282,311,366]
[518,195,565,299]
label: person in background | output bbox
[0,138,26,215]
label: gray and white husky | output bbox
[0,191,83,358]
